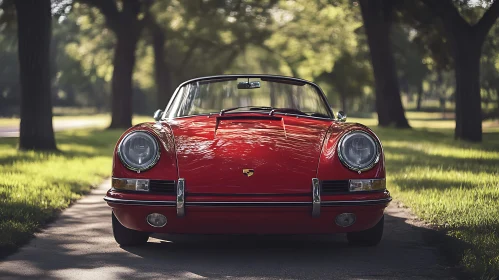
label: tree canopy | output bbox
[1,0,499,144]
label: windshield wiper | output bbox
[219,106,310,117]
[269,108,307,116]
[219,106,273,116]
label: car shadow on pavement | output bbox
[115,212,455,279]
[0,184,458,280]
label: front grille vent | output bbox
[321,180,349,194]
[149,180,176,194]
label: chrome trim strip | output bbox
[186,192,312,197]
[185,201,309,207]
[176,178,185,217]
[104,196,175,206]
[104,196,391,207]
[322,197,392,206]
[312,178,321,217]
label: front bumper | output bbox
[104,196,391,207]
[104,177,391,234]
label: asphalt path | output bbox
[0,119,106,137]
[0,179,455,279]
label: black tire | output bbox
[112,212,149,246]
[347,215,384,246]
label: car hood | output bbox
[167,114,333,194]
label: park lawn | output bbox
[0,129,123,256]
[0,115,150,257]
[0,114,109,127]
[351,116,499,279]
[381,128,499,279]
[0,114,151,127]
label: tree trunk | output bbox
[496,89,499,116]
[483,89,490,108]
[108,2,141,129]
[359,0,410,128]
[416,81,423,111]
[453,35,482,141]
[436,71,446,119]
[340,93,347,112]
[15,0,57,150]
[151,24,173,109]
[421,0,499,141]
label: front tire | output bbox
[112,212,149,246]
[347,215,384,246]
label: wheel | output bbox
[112,212,149,246]
[347,215,384,246]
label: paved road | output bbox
[0,119,107,137]
[0,180,455,279]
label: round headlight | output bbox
[118,131,160,172]
[338,130,380,172]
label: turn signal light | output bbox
[349,178,385,192]
[112,178,149,192]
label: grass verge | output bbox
[0,115,151,127]
[0,129,124,257]
[351,115,499,279]
[381,128,499,279]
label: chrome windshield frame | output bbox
[162,74,335,120]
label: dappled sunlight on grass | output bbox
[349,111,499,132]
[0,116,151,254]
[384,140,499,160]
[0,129,124,254]
[0,114,151,127]
[369,125,499,278]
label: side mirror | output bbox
[153,109,163,122]
[337,111,347,122]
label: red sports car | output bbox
[105,75,390,246]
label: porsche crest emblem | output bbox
[242,169,254,177]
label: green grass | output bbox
[382,129,498,279]
[0,114,151,127]
[0,115,151,256]
[351,113,499,279]
[349,111,499,132]
[0,115,108,127]
[0,129,124,256]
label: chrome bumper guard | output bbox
[312,178,321,217]
[104,177,391,218]
[176,178,185,217]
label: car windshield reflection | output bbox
[165,76,332,119]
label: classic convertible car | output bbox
[104,74,390,247]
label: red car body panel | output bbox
[111,204,385,234]
[106,111,389,234]
[169,114,331,194]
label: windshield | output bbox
[165,77,332,119]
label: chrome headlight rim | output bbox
[337,130,380,172]
[117,130,161,172]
